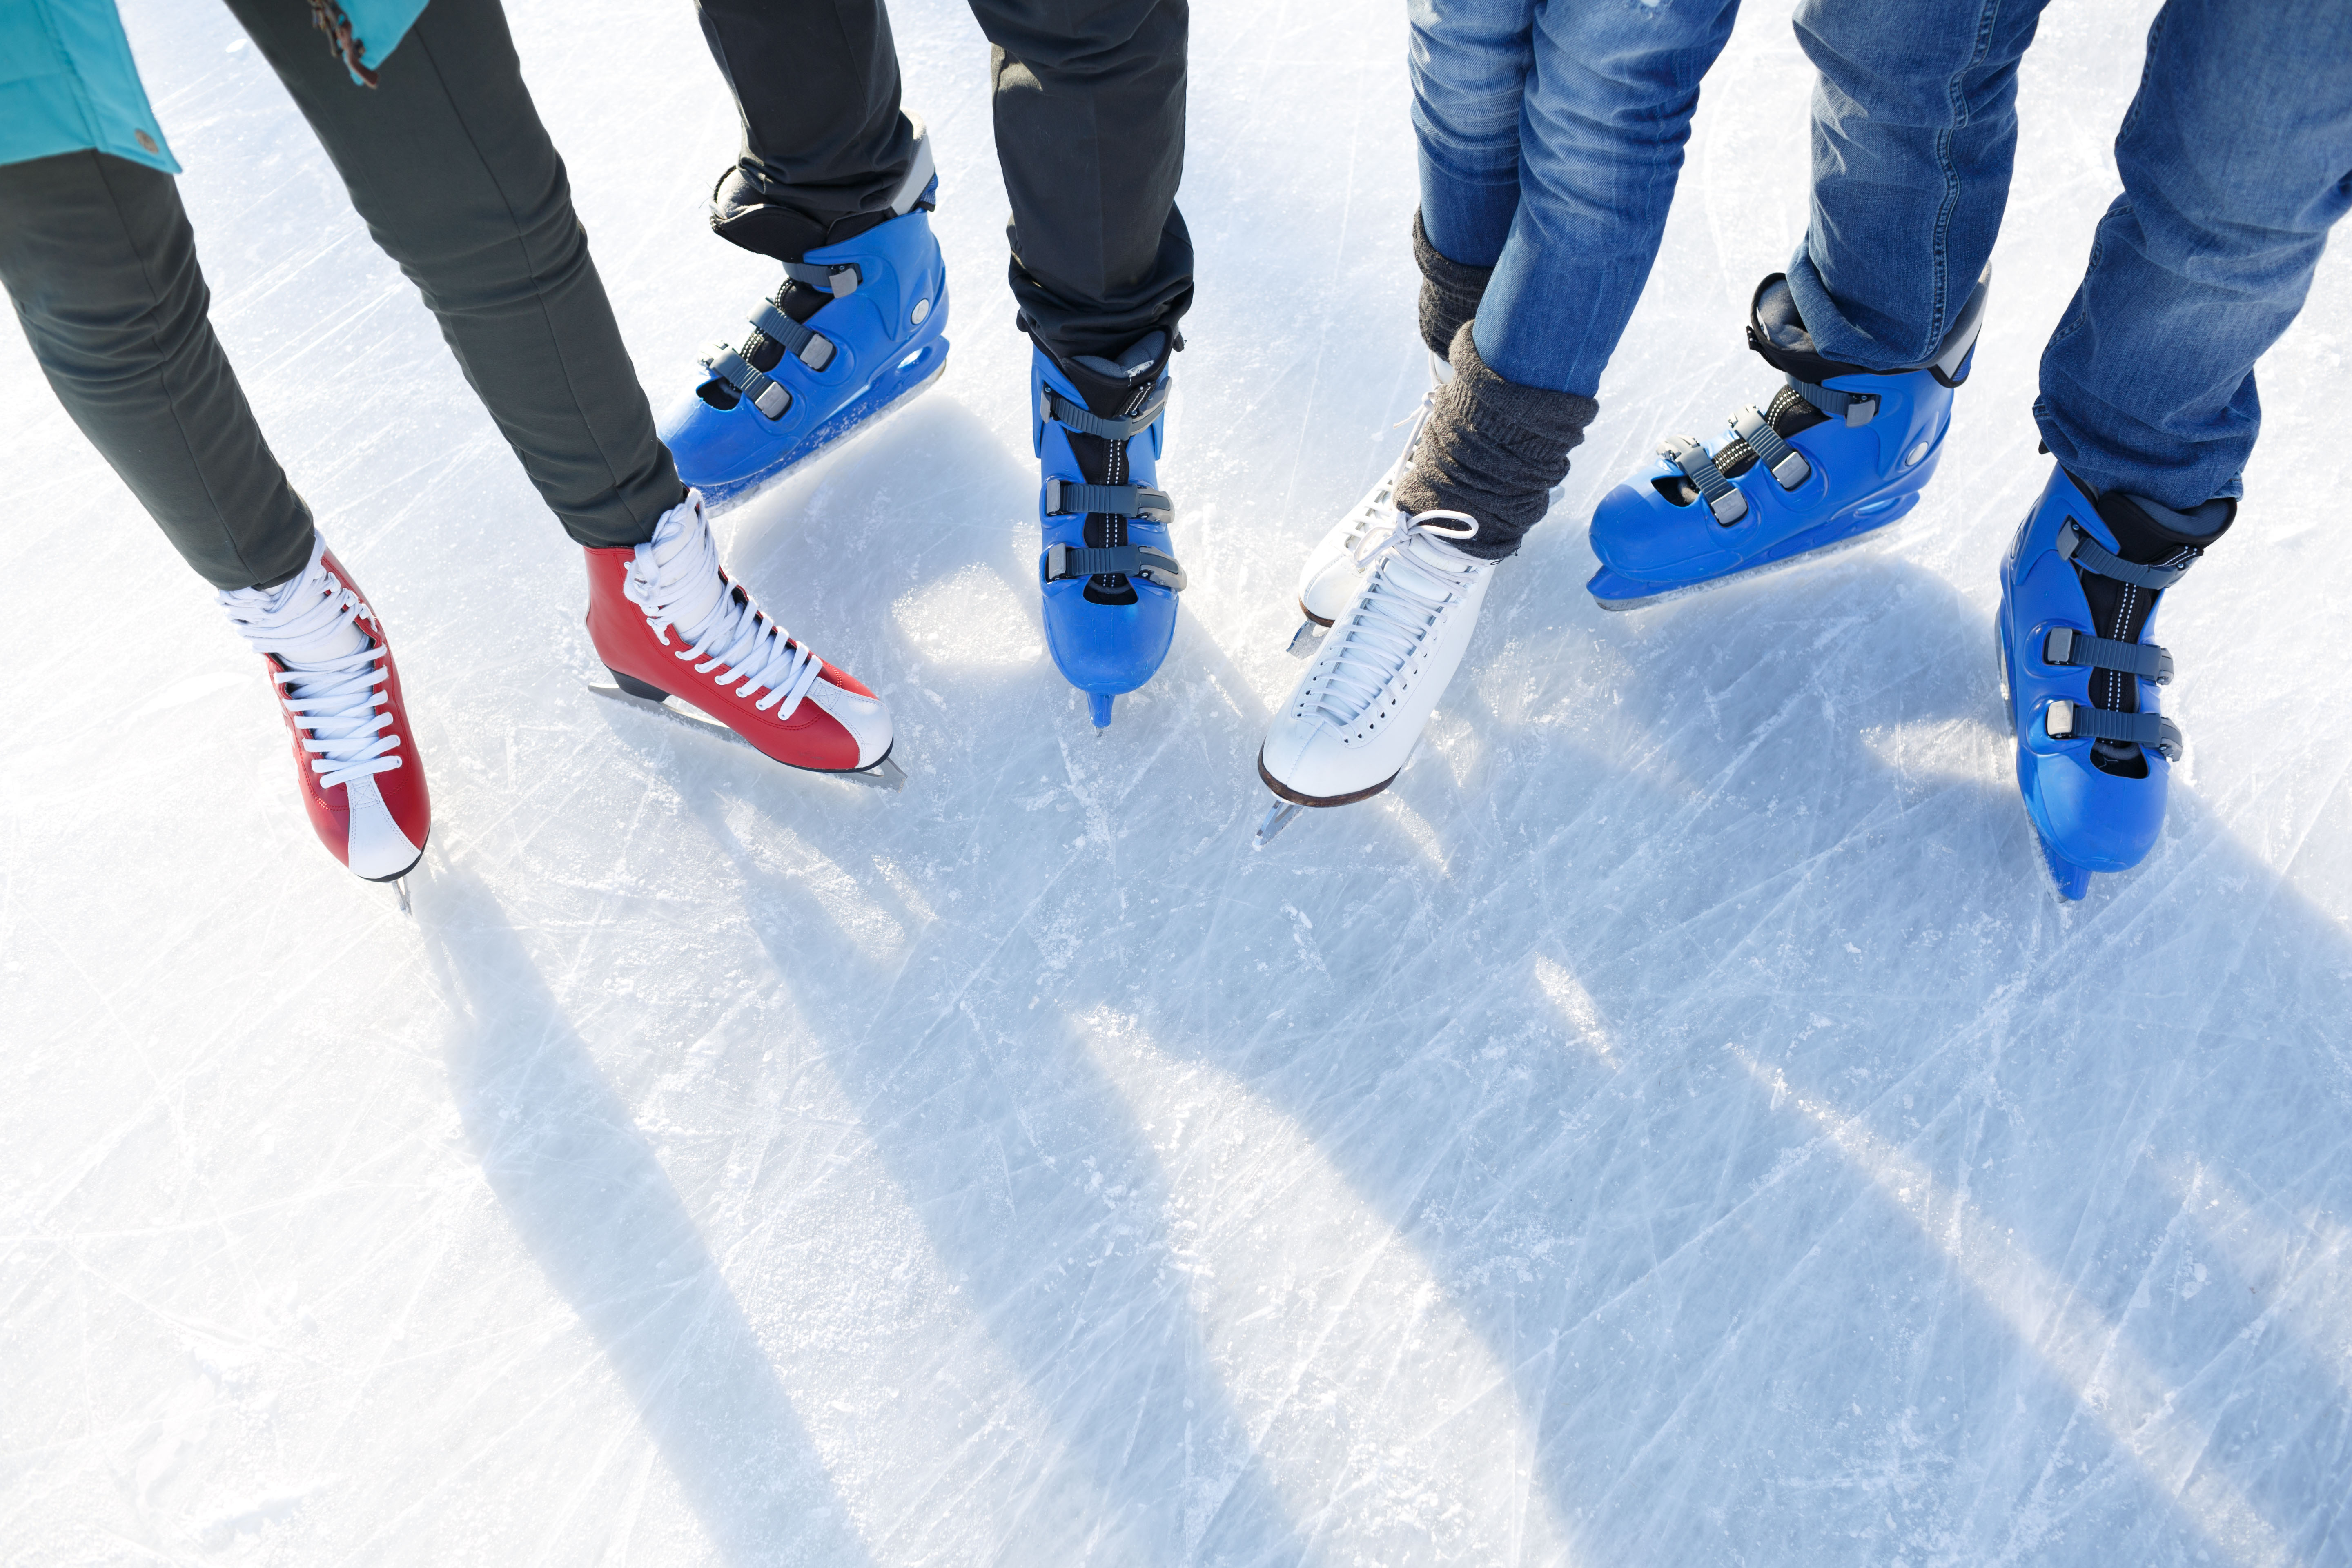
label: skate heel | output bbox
[606,668,670,704]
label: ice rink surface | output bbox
[6,0,2351,1562]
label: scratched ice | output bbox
[4,0,2349,1562]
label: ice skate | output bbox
[659,120,950,509]
[219,537,430,904]
[1033,332,1186,729]
[584,490,901,786]
[1996,466,2227,900]
[1287,349,1451,657]
[1586,269,1989,609]
[1255,510,1494,845]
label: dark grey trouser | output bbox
[697,0,1194,363]
[0,0,682,591]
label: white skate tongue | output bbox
[219,535,368,666]
[624,490,824,716]
[1314,510,1485,726]
[632,493,731,637]
[217,535,400,789]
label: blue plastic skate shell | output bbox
[660,197,951,507]
[1033,347,1179,728]
[1586,360,1956,608]
[1587,273,1990,609]
[1996,467,2175,902]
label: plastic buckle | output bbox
[1044,477,1070,516]
[2044,627,2077,666]
[1843,394,1878,428]
[753,383,791,419]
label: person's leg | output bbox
[2036,0,2352,512]
[0,150,313,590]
[223,0,682,548]
[1397,0,1741,560]
[1407,0,1531,357]
[666,0,948,506]
[1260,0,1742,827]
[1472,0,1741,398]
[695,0,918,260]
[1997,0,2352,899]
[1784,0,2051,371]
[0,148,430,885]
[972,0,1192,364]
[237,0,891,776]
[1582,0,2024,607]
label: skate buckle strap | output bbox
[1045,542,1187,591]
[749,302,835,372]
[1730,405,1810,488]
[2045,699,2183,762]
[1659,436,1748,526]
[782,260,861,297]
[700,345,794,420]
[2043,626,2174,684]
[1040,383,1169,440]
[1787,375,1879,427]
[2056,521,2198,590]
[1043,478,1173,524]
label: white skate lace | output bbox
[623,494,825,718]
[220,553,401,791]
[1310,510,1481,726]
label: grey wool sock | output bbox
[1394,321,1600,561]
[1415,209,1492,361]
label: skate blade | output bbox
[587,680,907,792]
[1253,800,1305,848]
[1588,510,1914,612]
[394,876,412,916]
[1284,617,1326,659]
[699,356,949,517]
[2038,835,2093,902]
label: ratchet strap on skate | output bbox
[2042,627,2174,685]
[2042,521,2200,761]
[1038,384,1169,441]
[1045,542,1187,591]
[1659,436,1748,525]
[1788,375,1879,427]
[2044,699,2183,762]
[699,300,841,420]
[2055,521,2198,590]
[782,260,862,298]
[1729,404,1811,488]
[747,302,835,371]
[699,345,795,420]
[1043,479,1174,525]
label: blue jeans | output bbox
[1786,0,2352,511]
[1410,0,1742,398]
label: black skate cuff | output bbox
[1394,322,1599,561]
[1414,209,1494,361]
[2091,486,2235,564]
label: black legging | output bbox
[0,0,681,590]
[696,0,1194,362]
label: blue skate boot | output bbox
[1587,269,1989,608]
[1033,332,1185,728]
[660,121,951,508]
[1997,466,2231,899]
